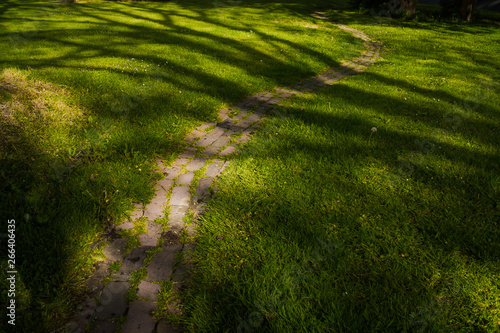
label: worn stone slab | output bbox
[168,205,188,231]
[175,172,195,186]
[233,111,248,121]
[139,234,159,247]
[129,205,143,220]
[143,205,165,222]
[197,121,217,132]
[219,145,237,156]
[143,188,168,221]
[179,150,196,159]
[157,178,173,191]
[195,177,214,198]
[201,145,219,157]
[102,238,127,262]
[185,157,207,172]
[185,130,205,143]
[75,296,98,324]
[95,281,131,320]
[115,221,135,231]
[85,262,109,297]
[113,246,151,280]
[146,221,162,238]
[139,222,162,247]
[122,300,156,333]
[170,186,191,206]
[137,281,161,301]
[246,113,261,123]
[211,135,231,149]
[157,321,181,333]
[147,243,183,281]
[91,320,118,333]
[164,166,182,181]
[204,161,224,178]
[162,229,182,246]
[217,118,235,130]
[194,127,225,147]
[174,158,190,166]
[219,113,229,121]
[243,98,260,108]
[268,97,283,104]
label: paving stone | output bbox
[197,121,216,131]
[233,111,248,121]
[74,297,98,324]
[204,161,224,178]
[143,188,168,221]
[116,246,152,278]
[195,177,214,198]
[102,238,127,262]
[143,204,166,222]
[122,300,156,333]
[175,172,195,186]
[185,130,205,143]
[236,130,253,143]
[146,221,162,237]
[85,262,109,297]
[219,145,237,156]
[217,118,235,130]
[162,229,182,246]
[170,186,191,206]
[115,221,135,231]
[201,145,219,157]
[211,135,231,149]
[246,113,261,123]
[243,98,260,108]
[139,234,159,247]
[91,320,117,333]
[219,112,229,121]
[168,205,189,231]
[179,150,196,159]
[185,157,207,172]
[137,281,161,301]
[174,158,190,166]
[157,320,181,333]
[254,104,270,114]
[147,243,183,281]
[157,178,173,191]
[95,281,130,320]
[194,127,225,147]
[164,166,182,180]
[129,211,144,222]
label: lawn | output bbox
[180,5,500,333]
[1,0,499,332]
[0,0,363,331]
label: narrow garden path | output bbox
[68,12,382,333]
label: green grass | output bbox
[180,7,500,333]
[0,0,362,331]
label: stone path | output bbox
[66,12,381,333]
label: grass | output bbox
[0,0,362,331]
[179,6,500,333]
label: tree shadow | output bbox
[0,0,361,330]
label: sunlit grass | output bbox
[0,0,362,330]
[181,7,500,333]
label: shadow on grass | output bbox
[0,0,358,330]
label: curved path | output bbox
[67,12,382,333]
